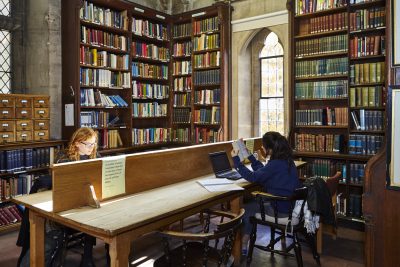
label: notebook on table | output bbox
[208,151,242,180]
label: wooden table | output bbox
[13,176,253,267]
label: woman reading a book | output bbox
[231,131,301,254]
[17,127,102,267]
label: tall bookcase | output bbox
[289,0,387,227]
[62,0,231,154]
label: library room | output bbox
[0,0,398,266]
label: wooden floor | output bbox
[0,217,364,267]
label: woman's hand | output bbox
[231,148,239,157]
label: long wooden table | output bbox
[13,175,253,267]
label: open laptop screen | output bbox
[209,151,232,174]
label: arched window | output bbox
[259,32,284,135]
[0,0,11,94]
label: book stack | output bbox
[98,129,123,149]
[349,86,384,108]
[131,62,169,80]
[194,88,220,105]
[172,109,191,123]
[132,41,170,61]
[349,163,365,184]
[194,127,219,144]
[348,134,384,155]
[294,133,344,153]
[0,148,51,173]
[131,18,169,41]
[132,102,168,118]
[80,89,128,107]
[350,62,385,85]
[194,107,220,124]
[350,110,384,131]
[295,0,347,15]
[132,82,169,99]
[0,204,22,227]
[80,68,131,88]
[295,107,348,126]
[172,22,191,38]
[349,7,385,31]
[80,0,129,29]
[132,128,171,145]
[295,58,348,78]
[295,80,348,100]
[173,92,191,107]
[172,128,190,143]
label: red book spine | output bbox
[8,205,22,221]
[0,209,12,225]
[2,207,17,223]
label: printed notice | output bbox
[102,155,126,199]
[65,104,74,126]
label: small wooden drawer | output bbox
[34,108,49,119]
[15,96,32,108]
[16,120,33,131]
[33,119,49,130]
[0,132,15,143]
[33,96,50,107]
[33,130,49,141]
[0,95,15,107]
[0,120,15,132]
[0,107,15,119]
[16,131,32,142]
[16,107,33,119]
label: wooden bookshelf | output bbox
[62,0,231,153]
[289,0,387,225]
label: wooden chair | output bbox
[154,209,245,267]
[246,187,320,267]
[317,171,341,248]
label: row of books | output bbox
[194,107,220,124]
[132,128,171,145]
[0,148,51,173]
[131,62,168,80]
[295,0,347,15]
[80,89,129,107]
[80,0,128,30]
[295,58,348,78]
[351,110,384,131]
[295,107,348,126]
[337,193,362,218]
[80,68,131,88]
[97,129,123,149]
[172,108,191,123]
[350,35,385,58]
[173,61,192,75]
[81,26,128,52]
[349,7,385,32]
[349,62,385,85]
[194,127,219,144]
[295,34,348,57]
[172,128,190,142]
[80,47,130,70]
[193,34,220,51]
[193,17,219,35]
[132,102,167,118]
[306,13,347,34]
[174,77,192,91]
[294,133,344,153]
[349,86,383,108]
[193,69,220,85]
[173,22,191,38]
[297,158,344,179]
[80,111,122,128]
[0,173,41,199]
[131,18,169,41]
[173,92,191,107]
[194,89,221,105]
[348,134,384,155]
[173,41,192,57]
[295,80,348,99]
[131,41,170,61]
[132,82,169,99]
[349,163,365,184]
[193,51,220,68]
[0,204,22,226]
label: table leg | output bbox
[230,197,242,266]
[109,235,130,267]
[29,211,45,267]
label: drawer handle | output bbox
[21,134,27,137]
[1,100,8,103]
[21,123,27,127]
[21,111,28,114]
[2,111,9,114]
[38,100,45,104]
[38,133,45,136]
[21,100,28,103]
[38,122,45,126]
[38,110,45,114]
[2,123,8,127]
[2,134,9,138]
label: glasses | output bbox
[80,141,96,148]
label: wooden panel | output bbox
[52,138,262,212]
[33,119,50,130]
[33,130,49,141]
[0,132,15,143]
[15,107,33,119]
[33,108,49,119]
[33,96,50,108]
[16,119,33,131]
[0,120,15,132]
[0,107,15,119]
[16,131,33,142]
[15,96,32,108]
[0,95,15,108]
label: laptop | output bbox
[209,151,242,180]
